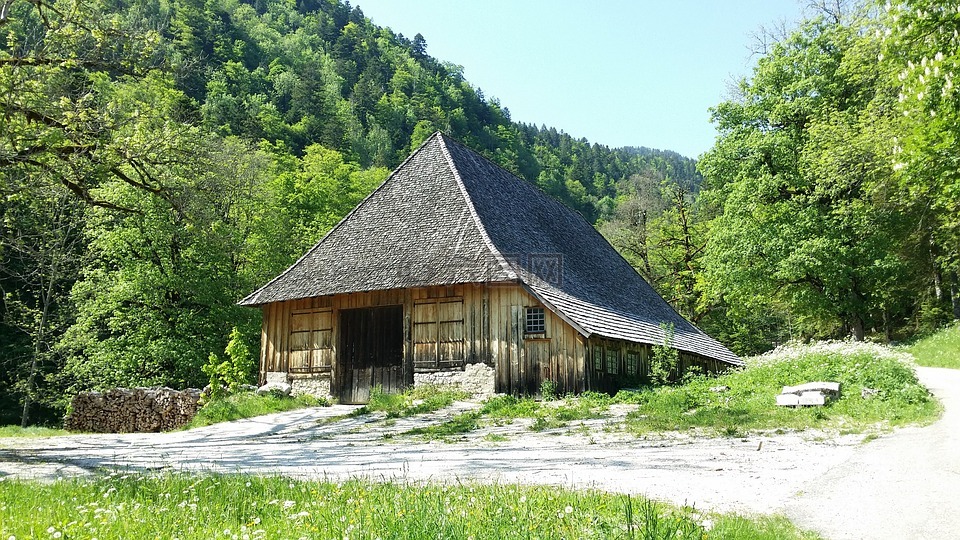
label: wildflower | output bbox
[565,505,573,514]
[519,495,527,503]
[283,500,296,509]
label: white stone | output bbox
[290,377,332,399]
[776,393,801,407]
[265,372,288,384]
[798,391,827,406]
[414,362,495,397]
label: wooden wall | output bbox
[257,283,587,396]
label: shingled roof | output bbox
[240,132,741,366]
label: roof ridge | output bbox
[239,132,446,305]
[436,132,518,282]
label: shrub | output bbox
[201,327,254,402]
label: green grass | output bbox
[621,341,940,435]
[903,321,960,368]
[0,473,821,540]
[404,392,612,441]
[355,384,469,418]
[0,426,69,438]
[185,392,328,428]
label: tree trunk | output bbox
[949,270,960,321]
[851,315,865,342]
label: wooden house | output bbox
[239,132,741,403]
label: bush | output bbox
[201,327,254,402]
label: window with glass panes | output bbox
[525,307,545,334]
[606,348,619,374]
[626,351,640,376]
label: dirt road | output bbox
[784,367,960,540]
[1,368,958,539]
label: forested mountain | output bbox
[3,0,958,428]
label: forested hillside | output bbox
[3,0,959,427]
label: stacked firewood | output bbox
[65,387,202,433]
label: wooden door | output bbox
[338,305,404,404]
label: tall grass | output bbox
[0,473,820,540]
[621,341,939,435]
[904,321,960,368]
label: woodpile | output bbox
[65,387,201,433]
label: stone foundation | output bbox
[290,376,332,399]
[414,362,495,397]
[265,371,332,400]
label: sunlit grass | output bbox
[185,392,328,428]
[354,384,469,418]
[620,341,940,435]
[0,426,69,438]
[0,473,821,540]
[903,321,960,369]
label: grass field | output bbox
[0,474,820,540]
[621,341,938,435]
[904,322,960,369]
[403,341,939,439]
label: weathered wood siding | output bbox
[257,284,587,396]
[585,337,733,393]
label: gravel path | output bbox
[2,368,958,539]
[783,367,960,540]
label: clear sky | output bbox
[353,1,807,159]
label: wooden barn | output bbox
[239,132,741,403]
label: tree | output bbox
[0,179,85,426]
[883,0,960,321]
[698,17,916,341]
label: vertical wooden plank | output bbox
[510,304,521,395]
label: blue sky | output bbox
[353,1,807,159]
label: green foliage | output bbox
[649,323,679,385]
[624,342,938,435]
[903,322,960,369]
[201,328,255,401]
[186,392,326,428]
[0,474,818,540]
[539,379,558,401]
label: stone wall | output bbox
[65,387,201,433]
[414,362,495,397]
[290,376,332,398]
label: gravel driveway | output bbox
[2,367,958,539]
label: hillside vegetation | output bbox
[2,0,960,427]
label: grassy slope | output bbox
[623,341,938,435]
[0,474,821,540]
[904,322,960,369]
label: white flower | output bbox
[53,534,62,540]
[47,529,56,535]
[282,500,295,509]
[564,505,573,513]
[519,495,527,503]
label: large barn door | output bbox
[338,305,404,404]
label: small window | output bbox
[593,345,603,371]
[606,348,619,375]
[626,351,640,376]
[525,307,545,334]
